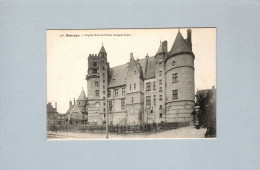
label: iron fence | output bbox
[48,121,191,134]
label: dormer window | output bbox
[172,61,175,66]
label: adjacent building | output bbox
[64,88,88,125]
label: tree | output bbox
[196,90,215,128]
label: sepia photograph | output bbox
[47,28,216,140]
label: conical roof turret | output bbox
[77,88,87,101]
[99,44,107,54]
[169,31,192,57]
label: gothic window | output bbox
[159,87,162,92]
[172,73,178,83]
[159,71,162,76]
[121,99,125,110]
[159,105,162,109]
[172,90,178,100]
[103,66,105,70]
[103,90,105,94]
[103,73,105,76]
[159,79,162,85]
[103,102,105,106]
[146,83,151,91]
[103,85,105,89]
[132,97,134,104]
[160,113,162,118]
[172,61,175,66]
[134,83,136,90]
[130,84,132,90]
[103,108,106,112]
[108,90,111,97]
[146,96,151,106]
[103,80,105,83]
[159,62,162,67]
[159,95,162,100]
[95,81,99,87]
[153,95,156,105]
[153,82,156,90]
[115,89,118,97]
[93,62,97,66]
[95,90,99,97]
[122,87,126,96]
[93,69,97,73]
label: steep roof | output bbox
[169,31,192,57]
[99,45,107,54]
[108,64,128,88]
[66,104,74,114]
[77,88,87,101]
[108,55,157,87]
[157,43,164,54]
[144,56,156,79]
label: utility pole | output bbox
[105,64,109,139]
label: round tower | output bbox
[165,29,195,123]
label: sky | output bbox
[47,28,216,113]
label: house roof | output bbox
[108,64,128,88]
[157,43,164,54]
[169,31,192,57]
[144,56,156,79]
[108,56,157,87]
[66,104,74,114]
[47,103,57,113]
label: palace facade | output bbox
[86,29,195,125]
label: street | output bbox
[47,126,208,140]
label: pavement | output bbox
[47,126,208,140]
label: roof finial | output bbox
[102,42,103,46]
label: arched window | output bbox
[172,61,176,66]
[95,102,100,107]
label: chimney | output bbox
[162,41,168,53]
[187,29,192,50]
[55,102,57,111]
[69,100,72,107]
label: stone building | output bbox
[64,88,88,125]
[47,102,58,125]
[86,29,195,125]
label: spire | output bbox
[99,43,107,54]
[169,31,192,57]
[146,52,149,58]
[77,88,87,101]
